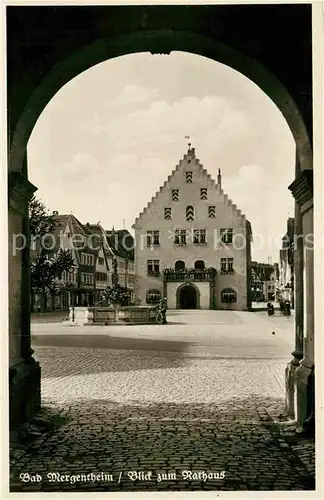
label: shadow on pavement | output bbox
[10,394,315,492]
[32,333,191,352]
[32,341,193,378]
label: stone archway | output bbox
[7,5,315,428]
[10,34,312,176]
[177,283,200,310]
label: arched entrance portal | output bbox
[7,5,314,429]
[178,284,199,309]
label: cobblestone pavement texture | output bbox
[11,311,315,492]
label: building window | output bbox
[81,253,94,266]
[147,230,160,247]
[146,289,161,304]
[96,272,107,282]
[128,276,135,286]
[68,270,76,282]
[194,260,205,270]
[220,257,234,274]
[175,229,187,246]
[220,228,233,244]
[186,205,194,221]
[147,260,160,276]
[172,189,179,202]
[221,288,237,303]
[186,171,193,183]
[81,273,94,285]
[98,257,104,265]
[200,188,208,200]
[175,260,185,270]
[208,206,216,218]
[164,207,172,219]
[118,260,125,271]
[193,229,206,245]
[68,271,73,281]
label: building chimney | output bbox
[217,168,222,189]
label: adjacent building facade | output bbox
[106,229,135,301]
[278,217,294,306]
[250,261,278,302]
[133,146,252,310]
[31,214,135,311]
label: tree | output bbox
[99,284,132,307]
[29,196,59,238]
[29,197,75,311]
[31,250,75,311]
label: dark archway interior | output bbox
[175,260,185,270]
[195,260,205,270]
[179,286,197,309]
[7,4,312,175]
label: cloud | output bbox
[28,52,294,262]
[237,164,270,187]
[114,85,160,105]
[84,94,249,159]
[58,152,100,178]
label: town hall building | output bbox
[133,145,252,310]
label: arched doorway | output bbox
[178,284,199,309]
[7,5,314,429]
[194,260,205,270]
[175,260,185,270]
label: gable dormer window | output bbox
[200,188,208,200]
[186,171,193,183]
[208,206,216,218]
[186,205,194,221]
[172,189,179,202]
[164,207,172,220]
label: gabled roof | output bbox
[106,229,134,261]
[133,147,247,227]
[53,214,97,258]
[88,223,114,258]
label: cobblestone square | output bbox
[10,310,315,492]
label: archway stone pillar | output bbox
[8,170,41,428]
[288,169,314,429]
[285,200,304,418]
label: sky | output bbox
[27,51,295,263]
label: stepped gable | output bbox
[133,147,247,226]
[194,154,246,222]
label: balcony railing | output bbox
[163,267,216,282]
[147,270,160,277]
